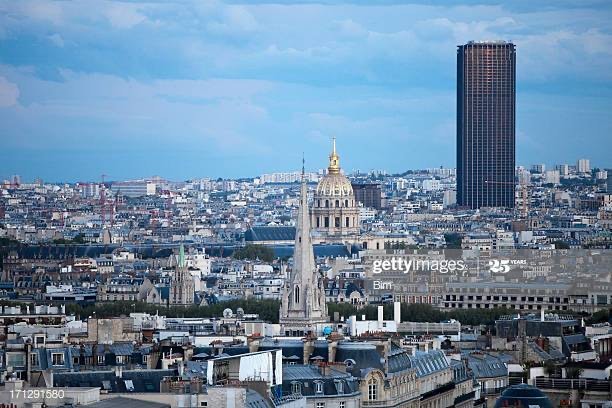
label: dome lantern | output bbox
[328,137,340,175]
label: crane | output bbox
[100,174,108,225]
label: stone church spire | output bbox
[280,160,328,336]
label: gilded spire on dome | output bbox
[328,137,340,174]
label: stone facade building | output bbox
[311,139,360,244]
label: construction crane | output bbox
[100,174,108,225]
[484,179,529,218]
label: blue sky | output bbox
[0,0,611,182]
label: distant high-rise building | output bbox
[555,164,569,177]
[457,41,516,209]
[607,172,612,193]
[544,170,560,185]
[110,181,156,198]
[577,159,591,174]
[352,183,382,210]
[531,164,546,174]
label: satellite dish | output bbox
[223,308,233,318]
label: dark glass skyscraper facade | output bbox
[457,41,516,209]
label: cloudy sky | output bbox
[0,0,611,182]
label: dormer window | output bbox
[291,381,302,395]
[315,381,323,393]
[334,380,343,394]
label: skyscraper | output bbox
[457,41,516,209]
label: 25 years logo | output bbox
[488,259,527,273]
[489,259,510,273]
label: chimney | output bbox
[328,341,337,363]
[377,306,384,329]
[248,338,261,353]
[393,302,401,325]
[303,339,314,365]
[25,340,32,384]
[350,316,357,337]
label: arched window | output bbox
[335,200,340,207]
[294,286,300,304]
[368,378,378,400]
[345,217,349,227]
[325,200,329,208]
[345,199,348,207]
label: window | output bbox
[316,403,325,408]
[30,353,38,367]
[51,352,65,366]
[315,381,323,393]
[335,380,344,394]
[291,382,301,395]
[368,378,378,401]
[339,402,345,408]
[97,355,105,365]
[335,217,340,228]
[200,402,208,407]
[294,286,300,304]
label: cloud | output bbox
[104,3,147,29]
[0,0,612,179]
[0,76,19,107]
[47,33,64,47]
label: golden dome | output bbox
[316,138,354,197]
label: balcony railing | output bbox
[535,377,611,392]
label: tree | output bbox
[232,244,275,262]
[589,308,611,324]
[444,233,463,249]
[552,240,570,249]
[565,366,583,379]
[543,360,557,378]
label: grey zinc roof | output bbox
[245,226,296,242]
[246,389,274,408]
[86,397,170,408]
[183,361,207,380]
[283,365,349,380]
[409,350,449,378]
[465,353,508,379]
